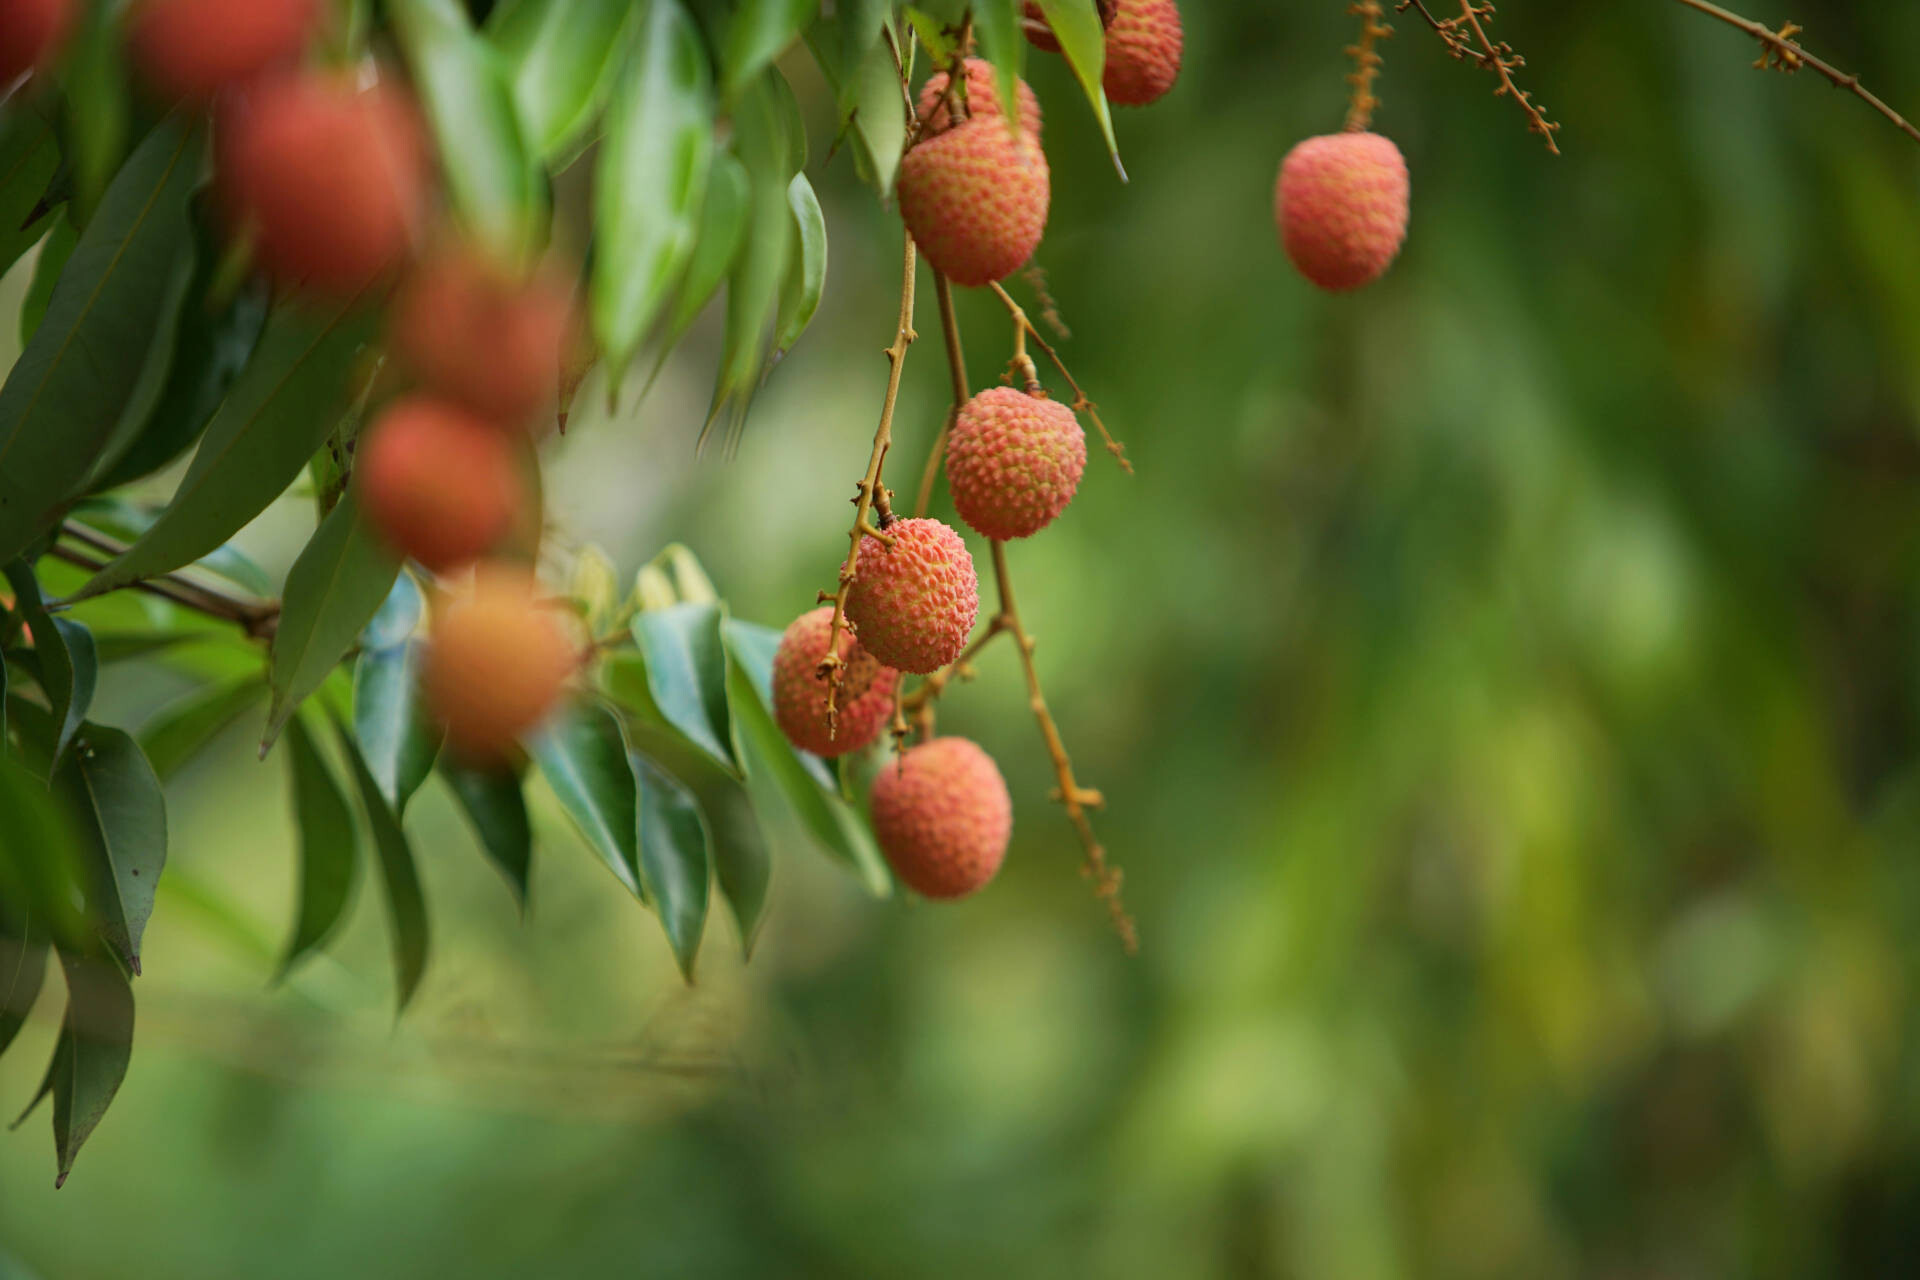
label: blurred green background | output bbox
[8,2,1920,1275]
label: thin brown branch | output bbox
[1398,0,1558,152]
[985,281,1132,475]
[1395,0,1488,63]
[47,542,277,640]
[1345,2,1393,132]
[1671,0,1920,146]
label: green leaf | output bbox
[333,718,429,1013]
[0,118,202,566]
[67,496,273,599]
[771,172,827,363]
[489,0,636,164]
[19,216,76,347]
[68,296,382,604]
[391,0,549,263]
[27,950,135,1189]
[140,673,268,782]
[352,640,442,815]
[56,723,169,975]
[278,713,358,976]
[264,490,402,753]
[529,699,642,898]
[360,570,426,652]
[591,0,714,379]
[0,754,90,955]
[699,766,771,956]
[4,564,98,771]
[721,0,820,102]
[830,0,890,120]
[846,36,908,197]
[632,754,710,980]
[0,107,62,277]
[636,152,749,400]
[630,601,737,775]
[0,927,47,1060]
[442,761,532,907]
[1032,0,1125,178]
[64,0,132,223]
[973,0,1026,124]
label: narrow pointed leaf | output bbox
[637,152,749,399]
[771,172,826,362]
[630,601,736,774]
[0,107,62,277]
[632,754,710,980]
[361,571,426,652]
[333,720,429,1013]
[4,565,97,770]
[442,761,533,907]
[352,640,441,815]
[36,950,135,1188]
[0,928,48,1060]
[721,0,819,102]
[57,723,169,975]
[278,713,358,975]
[698,763,771,957]
[489,0,635,163]
[530,700,642,898]
[19,217,76,346]
[140,674,268,782]
[1033,0,1125,178]
[0,752,91,954]
[68,496,275,599]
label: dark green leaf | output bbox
[264,490,402,753]
[489,0,635,164]
[333,718,429,1013]
[56,723,168,975]
[529,699,642,898]
[0,107,62,277]
[64,0,132,222]
[632,753,710,981]
[0,754,90,955]
[68,296,382,603]
[442,760,533,907]
[698,768,771,957]
[140,674,268,782]
[630,602,737,774]
[352,640,441,814]
[771,172,827,362]
[4,564,97,770]
[591,0,714,379]
[278,713,358,976]
[0,118,201,565]
[27,950,134,1188]
[19,216,75,347]
[0,928,47,1060]
[721,0,819,102]
[1032,0,1124,178]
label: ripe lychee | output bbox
[845,518,979,675]
[898,116,1049,288]
[356,397,525,573]
[391,245,575,431]
[1024,0,1181,106]
[945,386,1086,541]
[1276,132,1409,292]
[869,737,1011,900]
[771,606,902,758]
[0,0,75,84]
[917,57,1042,139]
[129,0,322,101]
[218,73,429,295]
[424,565,578,762]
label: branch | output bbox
[53,524,279,640]
[1345,2,1393,133]
[985,281,1132,474]
[1398,0,1559,152]
[1671,0,1920,146]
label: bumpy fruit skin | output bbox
[898,118,1049,288]
[218,74,429,295]
[917,57,1041,139]
[0,0,75,83]
[945,387,1086,541]
[425,565,577,762]
[845,518,979,675]
[356,397,524,572]
[870,737,1012,900]
[771,606,902,758]
[392,247,575,430]
[1101,0,1182,105]
[1276,132,1409,292]
[129,0,322,101]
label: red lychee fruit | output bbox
[917,57,1042,139]
[1024,0,1181,106]
[129,0,322,101]
[424,564,578,762]
[898,116,1049,288]
[945,386,1086,541]
[218,73,429,295]
[391,245,576,431]
[870,737,1012,900]
[1275,132,1409,292]
[0,0,75,84]
[771,606,902,758]
[845,518,979,675]
[356,397,525,573]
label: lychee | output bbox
[356,397,525,573]
[0,0,75,84]
[898,116,1049,288]
[845,518,979,675]
[869,737,1011,900]
[391,245,575,431]
[424,564,578,762]
[771,606,902,758]
[945,386,1086,541]
[917,57,1042,139]
[218,72,429,295]
[1275,132,1409,292]
[129,0,322,101]
[1024,0,1181,107]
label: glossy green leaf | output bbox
[278,713,358,976]
[19,216,75,347]
[442,761,533,907]
[333,718,429,1013]
[529,700,642,898]
[630,601,737,775]
[489,0,635,164]
[23,949,134,1188]
[847,36,908,196]
[0,107,62,277]
[0,119,201,566]
[4,564,97,770]
[829,0,890,120]
[721,0,819,102]
[360,571,426,652]
[1033,0,1124,178]
[140,674,268,782]
[69,297,382,604]
[56,722,169,975]
[352,640,441,815]
[391,0,548,262]
[632,754,710,980]
[592,0,713,379]
[771,172,827,363]
[265,491,403,753]
[973,0,1026,123]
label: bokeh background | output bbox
[7,2,1920,1276]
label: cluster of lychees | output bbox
[770,2,1181,909]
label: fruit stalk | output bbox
[1344,2,1391,133]
[986,282,1131,474]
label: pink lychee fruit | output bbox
[845,518,979,675]
[898,115,1050,288]
[1024,0,1182,107]
[1275,132,1410,292]
[870,737,1012,899]
[917,56,1042,139]
[945,386,1086,541]
[772,606,902,758]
